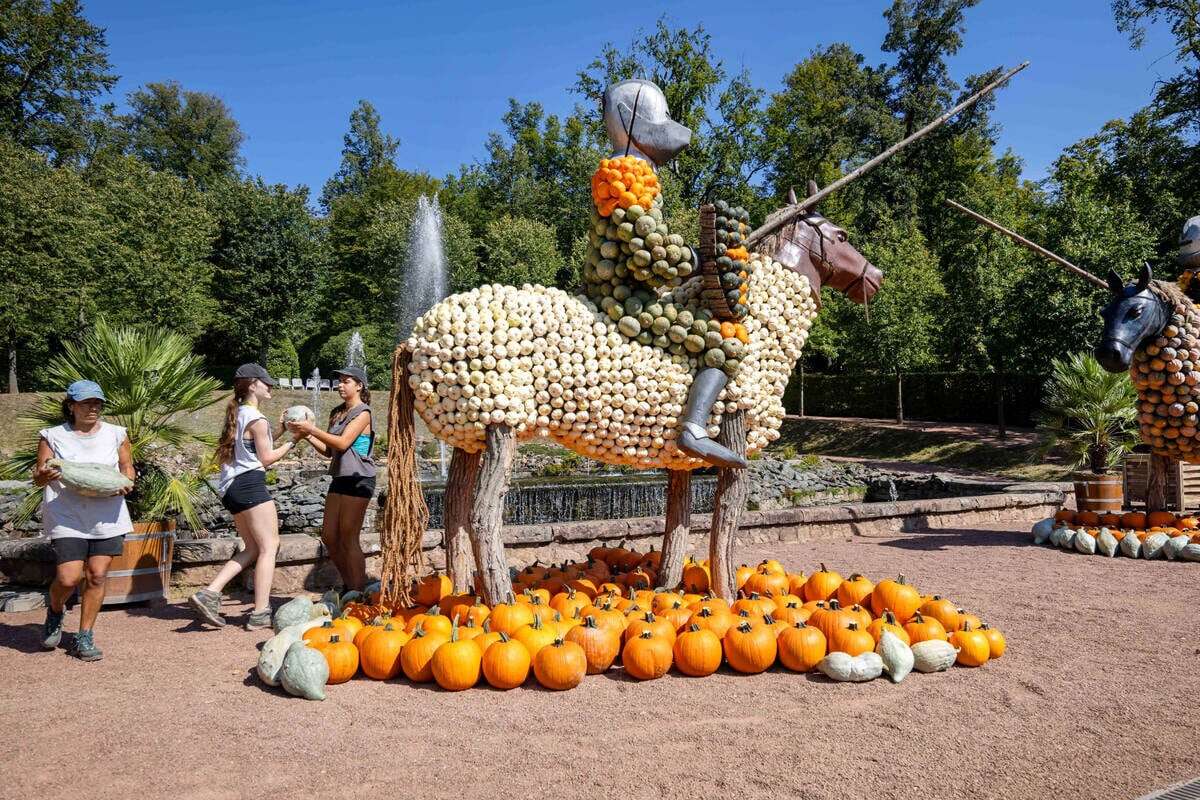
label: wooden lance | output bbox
[747,61,1031,250]
[943,198,1109,290]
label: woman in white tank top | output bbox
[188,364,299,631]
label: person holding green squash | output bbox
[32,380,135,662]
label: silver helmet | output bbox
[602,79,692,167]
[1181,214,1200,269]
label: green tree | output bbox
[201,177,326,368]
[0,0,117,162]
[480,215,561,287]
[827,215,945,420]
[119,80,244,186]
[320,100,400,210]
[1113,0,1200,131]
[0,140,87,391]
[80,154,218,339]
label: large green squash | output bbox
[47,458,132,497]
[280,642,328,700]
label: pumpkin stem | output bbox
[688,623,701,632]
[639,630,654,639]
[450,614,460,641]
[499,631,510,642]
[330,634,340,643]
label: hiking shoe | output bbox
[69,629,103,662]
[42,607,64,650]
[244,608,273,631]
[187,589,225,627]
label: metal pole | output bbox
[748,61,1030,249]
[943,198,1109,290]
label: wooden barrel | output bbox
[103,520,175,605]
[1072,472,1123,514]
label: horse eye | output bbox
[1128,306,1143,319]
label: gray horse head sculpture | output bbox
[1095,263,1171,373]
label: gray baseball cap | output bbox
[233,363,272,382]
[331,366,368,385]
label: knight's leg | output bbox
[677,367,749,469]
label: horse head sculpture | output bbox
[765,183,884,307]
[1095,263,1171,373]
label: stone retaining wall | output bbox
[0,489,1062,597]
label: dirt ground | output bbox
[2,521,1197,800]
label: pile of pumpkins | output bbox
[1032,509,1200,562]
[256,545,1006,701]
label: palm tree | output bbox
[2,319,221,529]
[1037,352,1139,474]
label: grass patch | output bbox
[771,418,1070,481]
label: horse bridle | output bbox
[783,214,872,315]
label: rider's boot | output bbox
[676,367,749,469]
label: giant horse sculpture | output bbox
[379,65,1030,605]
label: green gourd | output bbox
[875,630,914,684]
[272,596,314,633]
[911,640,958,673]
[280,642,328,700]
[1142,532,1170,560]
[818,651,883,682]
[258,619,327,687]
[48,459,132,497]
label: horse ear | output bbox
[807,179,819,198]
[787,187,798,205]
[1106,269,1125,295]
[1137,262,1152,292]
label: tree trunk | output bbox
[444,447,481,593]
[657,469,692,589]
[995,372,1006,440]
[469,424,516,605]
[895,371,904,424]
[6,342,17,394]
[1147,453,1170,512]
[709,410,748,602]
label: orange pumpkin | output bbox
[532,639,587,690]
[1147,511,1178,528]
[835,573,875,607]
[621,630,673,680]
[723,619,777,674]
[830,622,875,657]
[903,612,948,644]
[565,615,621,674]
[430,619,482,691]
[672,625,723,677]
[359,623,409,680]
[1054,509,1076,524]
[481,632,531,689]
[778,622,826,672]
[802,564,844,602]
[1075,510,1100,526]
[1121,511,1148,529]
[312,634,358,684]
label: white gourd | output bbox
[283,405,315,424]
[1142,532,1170,560]
[1073,530,1097,555]
[818,651,884,683]
[1047,527,1066,548]
[875,630,914,684]
[911,640,959,673]
[272,596,314,632]
[1060,527,1079,550]
[257,619,327,686]
[1180,543,1200,562]
[280,642,328,700]
[1031,518,1055,545]
[1096,528,1119,557]
[1163,534,1191,560]
[1120,531,1142,558]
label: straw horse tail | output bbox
[379,344,429,605]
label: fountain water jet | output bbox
[398,195,451,479]
[345,330,365,374]
[309,367,322,421]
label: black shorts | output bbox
[329,475,376,498]
[222,470,273,515]
[52,535,126,564]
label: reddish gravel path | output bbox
[2,521,1197,800]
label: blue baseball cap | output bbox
[66,380,106,402]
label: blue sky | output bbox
[88,0,1178,197]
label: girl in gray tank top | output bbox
[285,366,375,591]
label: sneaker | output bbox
[187,589,226,627]
[42,607,64,650]
[69,629,103,662]
[244,608,273,631]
